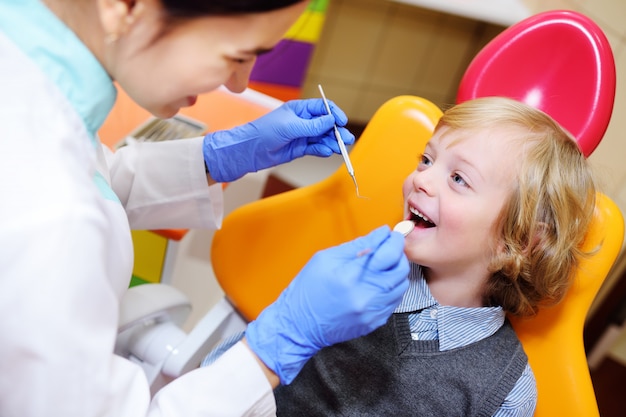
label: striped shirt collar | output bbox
[395,263,505,351]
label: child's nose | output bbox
[412,170,435,196]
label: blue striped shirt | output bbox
[396,263,537,417]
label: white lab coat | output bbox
[0,2,276,415]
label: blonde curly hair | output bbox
[437,97,597,317]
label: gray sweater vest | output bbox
[274,313,528,417]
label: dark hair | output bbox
[160,0,305,18]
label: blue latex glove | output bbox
[245,226,410,385]
[203,98,355,183]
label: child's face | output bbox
[400,125,521,280]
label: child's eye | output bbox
[451,172,468,187]
[418,153,432,168]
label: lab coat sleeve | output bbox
[149,341,277,416]
[105,137,224,230]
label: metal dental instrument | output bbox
[317,84,362,198]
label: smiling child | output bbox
[273,96,597,417]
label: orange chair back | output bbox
[211,96,442,321]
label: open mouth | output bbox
[409,206,436,228]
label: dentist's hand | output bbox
[245,226,409,385]
[202,99,355,183]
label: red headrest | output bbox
[457,10,615,157]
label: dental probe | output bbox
[317,84,362,198]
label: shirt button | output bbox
[411,333,419,340]
[430,308,438,319]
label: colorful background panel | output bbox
[249,0,329,101]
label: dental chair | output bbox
[209,100,623,417]
[116,10,623,415]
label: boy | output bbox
[274,97,597,417]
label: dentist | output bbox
[0,0,409,416]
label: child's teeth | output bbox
[410,207,430,222]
